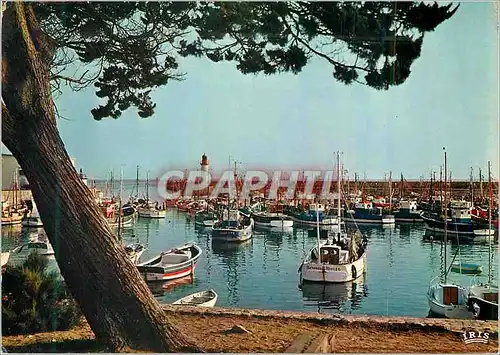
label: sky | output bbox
[3,2,499,180]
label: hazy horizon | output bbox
[2,2,499,181]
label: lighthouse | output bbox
[200,153,209,172]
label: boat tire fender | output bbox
[352,265,357,279]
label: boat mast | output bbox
[439,166,443,213]
[110,170,114,199]
[316,179,321,264]
[234,161,238,208]
[118,166,123,238]
[479,167,484,203]
[469,166,474,206]
[389,171,392,211]
[443,148,448,283]
[400,173,404,200]
[337,151,341,238]
[487,161,492,285]
[146,171,150,202]
[136,165,139,199]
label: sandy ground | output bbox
[2,308,498,353]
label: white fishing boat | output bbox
[427,149,472,319]
[211,210,253,243]
[172,289,218,307]
[1,252,10,267]
[136,242,202,282]
[251,211,294,228]
[137,206,167,219]
[137,172,167,219]
[467,161,498,321]
[299,152,368,284]
[125,243,146,265]
[427,278,471,319]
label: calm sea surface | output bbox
[2,183,498,318]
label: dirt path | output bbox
[2,307,498,353]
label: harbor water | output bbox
[2,209,497,318]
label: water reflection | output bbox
[301,274,368,313]
[211,239,253,306]
[147,275,194,297]
[422,228,497,245]
[398,224,412,240]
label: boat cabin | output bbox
[400,200,418,211]
[439,284,467,306]
[312,240,350,265]
[355,202,373,210]
[309,203,326,213]
[448,201,472,222]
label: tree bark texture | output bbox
[1,3,200,352]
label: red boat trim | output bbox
[164,265,194,278]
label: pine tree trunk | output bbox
[1,3,201,352]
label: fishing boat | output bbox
[100,201,135,228]
[450,263,482,275]
[125,243,146,265]
[211,210,253,243]
[392,200,423,222]
[172,289,218,307]
[21,201,43,228]
[251,211,294,228]
[136,242,202,282]
[299,152,368,284]
[344,201,395,224]
[467,161,498,321]
[421,200,494,241]
[1,252,10,267]
[1,209,23,226]
[136,172,167,219]
[137,203,167,219]
[427,149,472,319]
[285,203,339,226]
[194,210,219,227]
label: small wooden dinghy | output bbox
[172,289,218,307]
[450,263,483,275]
[136,242,202,282]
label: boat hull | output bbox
[344,213,395,225]
[1,215,23,226]
[107,214,135,228]
[300,253,367,283]
[254,219,294,228]
[212,220,253,243]
[172,289,218,307]
[251,212,294,228]
[139,264,197,282]
[427,282,471,319]
[137,208,167,219]
[137,244,202,282]
[450,263,482,275]
[468,284,498,321]
[291,216,339,226]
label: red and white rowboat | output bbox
[136,242,202,282]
